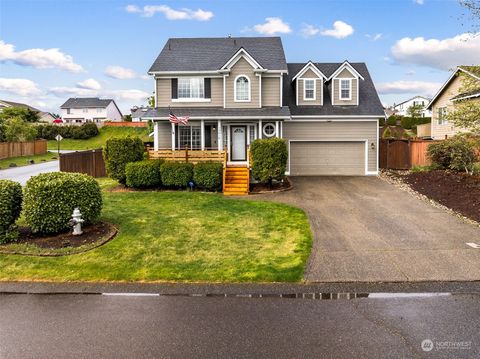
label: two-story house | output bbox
[135,37,384,188]
[426,66,480,140]
[60,97,123,125]
[392,95,432,117]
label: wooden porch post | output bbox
[275,121,279,138]
[259,120,263,139]
[153,122,159,151]
[201,119,205,150]
[171,122,175,151]
[217,119,223,150]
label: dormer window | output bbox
[340,79,351,100]
[178,78,205,99]
[304,79,316,100]
[235,75,250,102]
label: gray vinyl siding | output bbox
[225,57,260,108]
[283,120,377,173]
[333,78,358,105]
[262,77,280,106]
[157,121,172,148]
[156,78,223,107]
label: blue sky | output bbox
[1,0,479,114]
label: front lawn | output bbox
[47,126,151,150]
[0,191,312,282]
[0,152,58,170]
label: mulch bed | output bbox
[250,178,292,194]
[0,222,117,256]
[404,170,480,223]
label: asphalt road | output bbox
[0,293,478,358]
[0,160,59,185]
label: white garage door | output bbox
[290,141,365,176]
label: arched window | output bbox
[235,75,250,102]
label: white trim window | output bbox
[262,123,276,138]
[340,79,352,100]
[304,79,316,100]
[178,78,204,100]
[177,125,201,149]
[437,107,448,125]
[234,75,251,102]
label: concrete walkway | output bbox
[258,176,480,282]
[0,160,59,185]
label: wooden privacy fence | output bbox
[379,139,441,169]
[60,149,106,178]
[103,122,147,127]
[0,140,47,160]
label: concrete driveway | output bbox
[0,160,59,185]
[262,176,480,282]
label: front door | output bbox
[231,126,246,161]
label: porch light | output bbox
[371,142,375,150]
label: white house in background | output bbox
[0,99,57,123]
[60,97,123,125]
[392,96,432,117]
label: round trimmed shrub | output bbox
[160,162,194,188]
[194,162,223,191]
[23,172,102,234]
[250,138,288,185]
[126,159,163,188]
[0,180,23,243]
[428,136,476,172]
[103,136,144,184]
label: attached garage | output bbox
[289,141,366,176]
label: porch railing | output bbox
[149,148,227,165]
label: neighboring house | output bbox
[0,99,58,123]
[392,96,431,117]
[134,37,384,181]
[131,106,150,121]
[60,97,123,125]
[427,66,480,140]
[384,107,397,118]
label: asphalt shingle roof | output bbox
[0,100,41,112]
[60,98,114,109]
[148,37,288,72]
[133,107,291,119]
[284,63,385,117]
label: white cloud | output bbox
[108,89,150,102]
[376,80,442,96]
[0,78,40,96]
[48,86,97,97]
[301,24,320,38]
[251,17,292,35]
[76,78,101,90]
[105,65,138,79]
[125,4,213,21]
[405,70,416,76]
[391,33,480,70]
[0,40,84,73]
[413,0,424,5]
[366,33,383,41]
[320,21,354,39]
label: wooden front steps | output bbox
[223,166,249,196]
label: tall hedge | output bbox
[36,123,99,140]
[23,172,102,234]
[103,136,144,183]
[0,180,23,243]
[126,159,163,188]
[250,138,288,185]
[160,162,194,187]
[194,162,223,191]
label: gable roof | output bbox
[60,97,115,109]
[393,95,431,108]
[220,47,264,70]
[284,63,384,117]
[0,100,41,112]
[327,61,365,81]
[148,37,288,73]
[427,65,480,109]
[291,61,327,81]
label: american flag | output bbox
[169,111,189,125]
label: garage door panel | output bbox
[290,141,365,176]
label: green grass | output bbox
[0,152,59,170]
[47,126,151,150]
[0,190,312,282]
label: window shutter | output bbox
[204,78,211,99]
[171,78,178,99]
